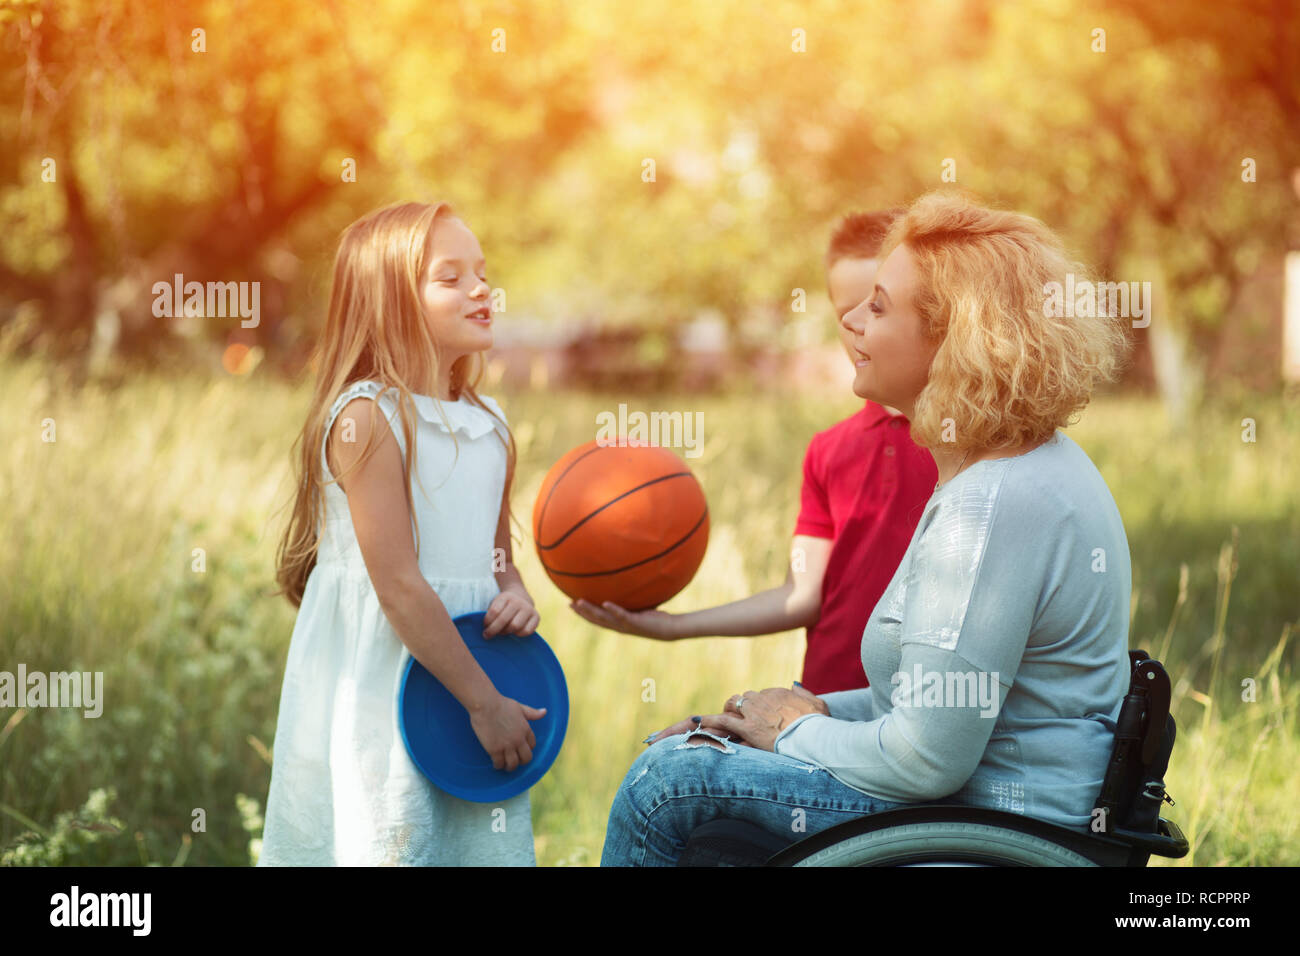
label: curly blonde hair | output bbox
[881,191,1130,452]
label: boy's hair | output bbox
[880,190,1131,453]
[825,208,908,268]
[273,200,517,609]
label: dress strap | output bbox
[321,379,394,479]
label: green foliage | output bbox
[1,0,1293,378]
[0,355,1296,864]
[236,793,264,867]
[0,787,126,866]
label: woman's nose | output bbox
[841,301,866,335]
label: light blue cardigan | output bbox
[775,431,1131,830]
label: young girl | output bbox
[261,201,546,866]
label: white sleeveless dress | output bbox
[258,379,537,866]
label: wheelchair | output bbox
[677,649,1191,866]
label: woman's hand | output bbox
[700,684,830,752]
[643,715,702,745]
[483,584,540,638]
[571,598,680,640]
[642,715,752,747]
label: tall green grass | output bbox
[1,353,1295,865]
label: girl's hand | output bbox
[483,585,540,638]
[571,599,680,640]
[469,694,547,772]
[699,685,829,752]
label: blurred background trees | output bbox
[1,0,1296,402]
[2,0,1297,868]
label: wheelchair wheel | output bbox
[785,820,1100,866]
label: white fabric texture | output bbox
[258,378,536,866]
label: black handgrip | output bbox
[1135,661,1170,764]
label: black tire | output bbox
[786,820,1100,866]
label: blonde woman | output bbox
[601,191,1131,866]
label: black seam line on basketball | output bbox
[536,444,606,540]
[536,471,697,551]
[541,507,708,578]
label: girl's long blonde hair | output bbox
[273,201,517,609]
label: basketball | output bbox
[532,440,709,611]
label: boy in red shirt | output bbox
[571,210,937,695]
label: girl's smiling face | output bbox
[840,242,940,415]
[420,216,493,369]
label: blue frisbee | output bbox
[398,611,568,803]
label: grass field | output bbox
[1,353,1296,866]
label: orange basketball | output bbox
[532,439,709,611]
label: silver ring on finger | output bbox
[736,696,746,711]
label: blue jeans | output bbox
[601,729,914,866]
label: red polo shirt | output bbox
[794,401,938,694]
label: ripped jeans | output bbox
[600,728,913,866]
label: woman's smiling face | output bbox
[839,243,939,415]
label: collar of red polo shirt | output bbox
[861,401,908,430]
